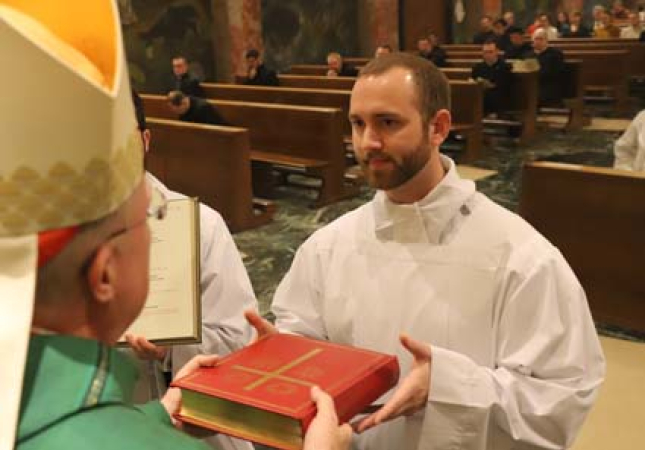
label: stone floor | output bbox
[232,98,644,343]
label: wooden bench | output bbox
[253,75,484,162]
[518,161,645,334]
[443,40,645,80]
[145,118,274,232]
[277,74,356,90]
[201,83,352,137]
[289,64,331,76]
[141,94,353,207]
[448,80,484,162]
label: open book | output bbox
[120,197,201,345]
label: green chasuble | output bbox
[17,334,209,450]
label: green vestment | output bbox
[17,334,209,450]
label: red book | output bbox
[171,333,400,450]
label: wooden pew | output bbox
[518,161,645,334]
[277,74,356,90]
[141,94,352,207]
[440,68,539,141]
[201,83,352,137]
[145,118,274,232]
[442,40,645,80]
[446,53,623,112]
[447,80,484,163]
[267,75,484,162]
[289,64,330,76]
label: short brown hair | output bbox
[358,52,450,125]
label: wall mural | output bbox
[118,0,216,93]
[261,0,359,73]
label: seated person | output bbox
[534,13,559,40]
[167,91,226,126]
[556,11,570,35]
[326,52,358,77]
[614,110,645,171]
[374,44,393,58]
[641,30,645,41]
[620,12,643,38]
[527,29,565,107]
[504,27,532,59]
[171,55,205,97]
[417,36,446,67]
[592,5,606,33]
[562,11,592,37]
[243,48,279,86]
[473,15,495,44]
[492,18,511,50]
[595,12,621,38]
[471,39,512,115]
[611,0,630,19]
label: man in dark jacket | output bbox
[171,56,204,97]
[527,30,566,107]
[243,49,279,86]
[504,27,532,59]
[561,11,592,37]
[417,36,447,67]
[471,40,512,115]
[167,91,226,126]
[473,15,496,44]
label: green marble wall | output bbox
[118,0,216,93]
[261,0,359,72]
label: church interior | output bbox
[121,1,644,449]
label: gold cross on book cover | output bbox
[172,333,400,450]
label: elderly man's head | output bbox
[532,29,549,52]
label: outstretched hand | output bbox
[244,309,279,342]
[354,334,431,433]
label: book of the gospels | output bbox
[172,333,400,450]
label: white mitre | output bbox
[0,2,142,448]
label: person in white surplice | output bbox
[614,109,645,172]
[248,53,606,450]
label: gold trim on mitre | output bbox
[0,0,143,238]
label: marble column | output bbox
[357,0,399,55]
[211,0,263,81]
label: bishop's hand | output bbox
[125,334,168,361]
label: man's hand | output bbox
[244,309,279,342]
[161,354,219,437]
[125,334,168,361]
[304,386,353,450]
[354,334,431,433]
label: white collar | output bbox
[371,155,476,244]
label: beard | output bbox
[359,134,431,191]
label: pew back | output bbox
[146,118,272,232]
[519,161,645,333]
[201,83,352,136]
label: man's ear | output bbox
[429,109,452,147]
[86,244,117,305]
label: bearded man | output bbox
[259,53,605,450]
